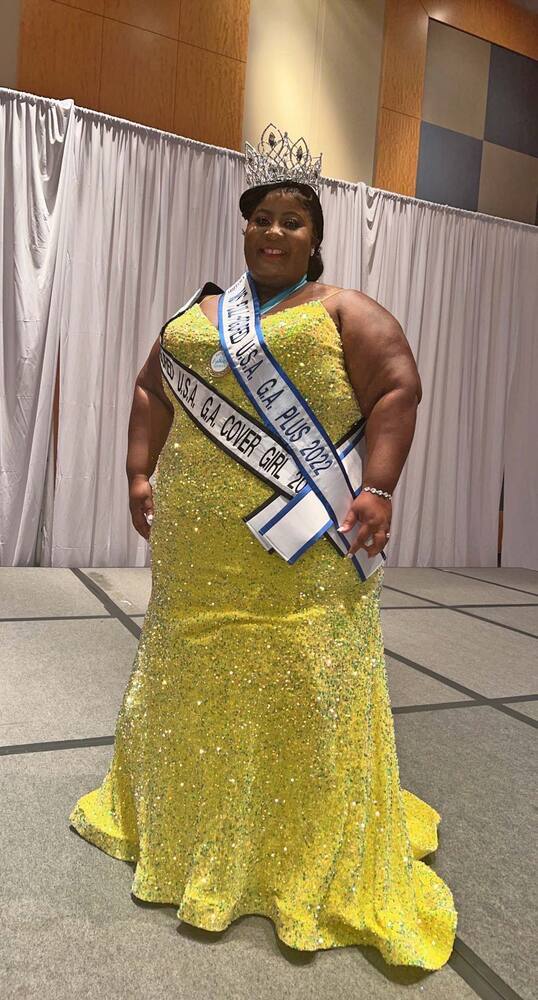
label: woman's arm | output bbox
[126,336,174,539]
[336,290,422,556]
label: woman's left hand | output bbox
[338,492,392,557]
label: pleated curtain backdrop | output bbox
[48,105,246,569]
[1,88,537,570]
[356,189,530,569]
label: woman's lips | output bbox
[259,247,286,258]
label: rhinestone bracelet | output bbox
[362,485,392,500]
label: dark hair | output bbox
[241,182,324,281]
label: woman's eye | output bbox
[252,216,301,228]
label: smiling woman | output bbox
[240,180,325,283]
[69,125,455,971]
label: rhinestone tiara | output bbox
[244,124,322,192]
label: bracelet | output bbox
[362,485,392,500]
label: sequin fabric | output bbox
[69,301,458,968]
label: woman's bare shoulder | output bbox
[309,282,342,300]
[310,284,386,317]
[337,288,402,329]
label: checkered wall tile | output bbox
[416,19,538,224]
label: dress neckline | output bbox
[193,299,340,336]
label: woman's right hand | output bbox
[129,474,154,540]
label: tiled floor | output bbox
[1,566,536,1000]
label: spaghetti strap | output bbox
[318,289,341,304]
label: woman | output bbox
[69,172,457,970]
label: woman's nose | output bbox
[266,222,284,237]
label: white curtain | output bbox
[50,107,245,567]
[0,92,75,564]
[1,88,537,569]
[501,250,538,571]
[356,188,538,569]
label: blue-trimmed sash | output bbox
[217,272,385,581]
[159,342,367,564]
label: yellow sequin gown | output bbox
[69,300,458,969]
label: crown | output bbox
[244,124,322,192]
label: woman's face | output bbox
[243,189,316,288]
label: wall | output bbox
[15,0,250,150]
[415,18,537,224]
[374,0,538,198]
[243,0,386,183]
[0,0,21,89]
[8,1,537,194]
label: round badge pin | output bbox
[209,349,230,377]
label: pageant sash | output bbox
[159,343,377,568]
[245,420,373,568]
[217,272,385,581]
[160,342,310,500]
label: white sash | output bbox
[159,343,371,563]
[160,342,308,499]
[218,272,385,581]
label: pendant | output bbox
[209,349,230,376]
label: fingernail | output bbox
[337,525,347,533]
[345,552,353,559]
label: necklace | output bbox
[209,273,309,377]
[258,273,308,315]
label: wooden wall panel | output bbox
[179,0,250,62]
[379,0,429,117]
[99,18,177,130]
[374,107,422,196]
[373,0,427,190]
[424,1,538,60]
[174,42,245,149]
[61,0,104,14]
[17,0,249,147]
[104,0,180,39]
[18,0,102,107]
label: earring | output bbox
[310,248,315,257]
